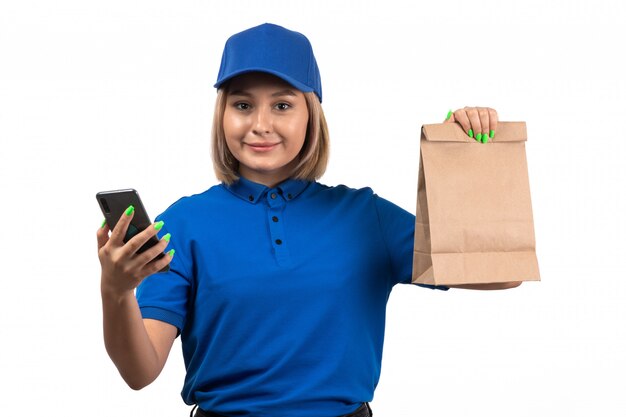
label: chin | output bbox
[247,162,282,172]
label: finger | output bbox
[124,220,165,257]
[141,247,175,276]
[443,109,455,123]
[134,232,171,270]
[488,108,498,139]
[109,205,135,247]
[97,220,110,250]
[465,106,483,142]
[478,107,490,142]
[454,109,472,138]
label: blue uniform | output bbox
[136,176,448,417]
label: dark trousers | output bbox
[191,401,373,417]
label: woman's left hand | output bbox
[444,107,498,143]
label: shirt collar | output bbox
[224,175,312,204]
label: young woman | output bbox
[96,23,521,417]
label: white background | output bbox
[1,0,625,416]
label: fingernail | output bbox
[162,233,171,243]
[446,109,452,120]
[476,133,482,142]
[482,135,488,143]
[154,220,164,231]
[490,129,495,138]
[101,218,107,228]
[125,205,134,216]
[468,129,474,138]
[167,249,175,257]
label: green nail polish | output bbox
[482,135,488,143]
[490,130,494,138]
[125,205,134,216]
[162,233,171,242]
[167,249,175,257]
[446,109,452,120]
[476,133,482,142]
[101,218,107,228]
[154,220,164,231]
[468,129,474,138]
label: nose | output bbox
[252,106,273,136]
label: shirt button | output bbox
[272,216,279,222]
[270,193,277,199]
[248,195,254,201]
[275,239,282,245]
[287,193,292,199]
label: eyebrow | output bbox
[229,89,297,98]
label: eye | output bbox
[275,102,291,111]
[234,102,250,111]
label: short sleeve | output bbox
[135,212,193,336]
[373,194,449,291]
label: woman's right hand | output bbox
[97,206,173,297]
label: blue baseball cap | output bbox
[214,23,323,102]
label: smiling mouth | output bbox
[247,143,279,152]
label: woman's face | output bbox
[223,72,309,187]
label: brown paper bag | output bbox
[412,121,540,286]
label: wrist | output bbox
[100,280,135,304]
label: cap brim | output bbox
[214,68,314,94]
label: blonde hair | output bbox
[211,81,330,186]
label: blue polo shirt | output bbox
[136,175,448,417]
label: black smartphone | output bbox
[96,188,169,272]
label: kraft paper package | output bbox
[412,122,540,286]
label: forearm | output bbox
[448,281,523,290]
[101,286,161,390]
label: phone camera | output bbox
[100,198,110,214]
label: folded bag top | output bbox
[422,121,527,142]
[412,121,540,286]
